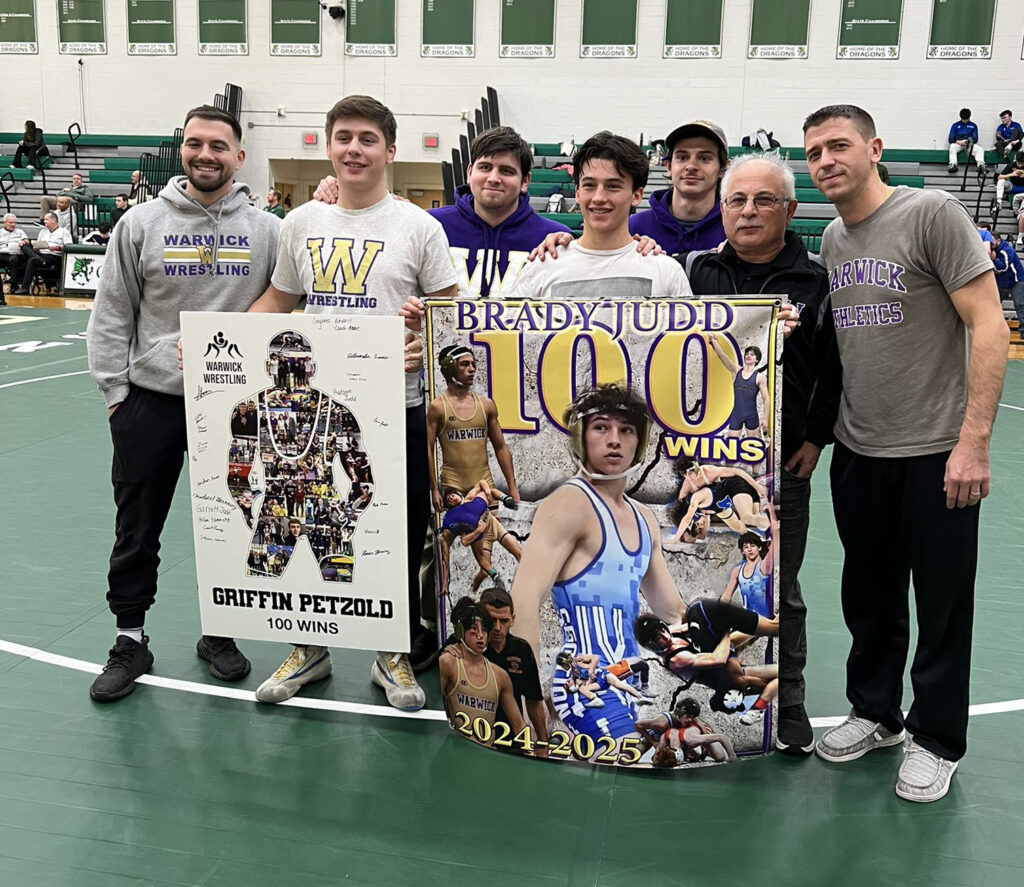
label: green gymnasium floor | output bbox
[2,308,1023,887]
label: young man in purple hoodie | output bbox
[628,120,729,255]
[429,127,571,297]
[315,126,570,297]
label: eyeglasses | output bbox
[723,193,789,210]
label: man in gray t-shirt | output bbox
[803,105,1008,803]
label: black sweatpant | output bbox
[830,442,979,762]
[106,385,188,628]
[404,403,431,645]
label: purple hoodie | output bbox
[628,188,725,255]
[429,185,571,297]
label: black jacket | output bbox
[680,231,841,463]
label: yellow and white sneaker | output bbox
[255,645,331,703]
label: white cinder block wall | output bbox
[8,1,1024,194]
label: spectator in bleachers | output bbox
[9,211,71,295]
[128,170,149,206]
[9,121,49,170]
[1,213,28,301]
[994,110,1023,159]
[111,193,130,226]
[40,172,94,218]
[947,108,986,175]
[628,120,728,254]
[264,189,286,218]
[83,222,112,246]
[990,230,1024,344]
[55,196,75,240]
[993,151,1024,215]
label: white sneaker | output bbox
[255,645,331,703]
[896,741,958,803]
[816,712,905,762]
[371,652,425,711]
[740,707,765,726]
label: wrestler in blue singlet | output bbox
[549,478,652,739]
[735,560,772,618]
[728,369,760,431]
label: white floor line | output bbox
[998,401,1024,412]
[0,369,91,390]
[1,638,1018,727]
[0,638,447,722]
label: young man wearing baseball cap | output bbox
[628,120,729,254]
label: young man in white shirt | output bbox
[247,95,458,711]
[507,132,692,300]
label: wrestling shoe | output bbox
[583,697,605,709]
[639,686,658,699]
[895,741,958,803]
[634,696,656,706]
[740,707,765,726]
[89,635,154,702]
[409,626,440,672]
[196,635,251,681]
[500,495,518,509]
[815,712,905,763]
[255,645,331,703]
[371,652,425,711]
[775,703,815,756]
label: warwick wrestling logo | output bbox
[203,332,246,384]
[162,233,253,277]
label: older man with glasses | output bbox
[678,151,841,758]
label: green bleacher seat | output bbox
[539,212,582,232]
[529,169,572,183]
[531,143,565,157]
[792,173,924,189]
[88,170,134,184]
[65,134,171,148]
[527,182,574,197]
[794,188,832,203]
[104,158,146,170]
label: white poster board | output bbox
[181,310,409,652]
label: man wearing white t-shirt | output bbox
[247,95,458,711]
[506,131,692,300]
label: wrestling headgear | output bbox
[563,383,651,481]
[438,344,474,384]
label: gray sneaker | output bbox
[255,645,331,703]
[815,712,905,762]
[895,741,958,802]
[371,652,425,711]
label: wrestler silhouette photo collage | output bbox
[227,331,373,584]
[426,299,782,770]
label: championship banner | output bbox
[499,0,555,58]
[426,298,783,770]
[181,311,410,653]
[664,0,723,59]
[198,0,247,55]
[0,0,37,54]
[57,0,106,54]
[927,0,995,59]
[580,0,637,58]
[837,0,903,59]
[748,0,810,60]
[271,0,320,56]
[127,0,176,55]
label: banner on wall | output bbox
[127,0,175,55]
[927,0,995,58]
[180,311,411,652]
[837,0,903,59]
[499,0,554,58]
[57,0,106,54]
[664,0,722,59]
[581,0,637,58]
[345,0,396,56]
[0,0,37,53]
[422,0,473,57]
[198,0,247,55]
[271,0,320,56]
[426,298,783,770]
[748,0,810,59]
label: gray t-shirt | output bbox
[821,186,993,457]
[272,194,457,406]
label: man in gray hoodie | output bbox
[86,105,281,702]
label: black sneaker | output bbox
[409,626,440,672]
[776,703,815,756]
[196,635,251,681]
[90,635,154,702]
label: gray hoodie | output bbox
[87,177,280,407]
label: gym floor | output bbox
[2,308,1022,887]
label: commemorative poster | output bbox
[426,298,783,770]
[181,311,410,653]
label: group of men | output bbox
[947,107,1024,174]
[83,95,1007,803]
